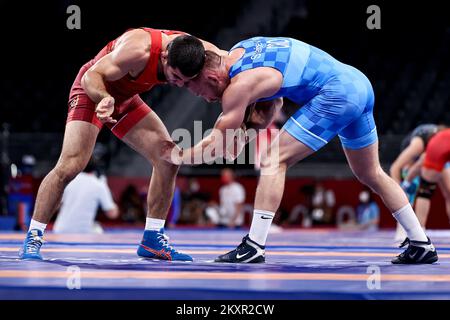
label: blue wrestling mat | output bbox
[1,229,449,300]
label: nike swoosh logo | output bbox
[236,251,251,259]
[261,216,272,220]
[408,251,418,259]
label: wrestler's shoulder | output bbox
[116,28,152,50]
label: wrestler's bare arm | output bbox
[81,30,149,103]
[179,69,282,164]
[390,137,425,183]
[80,30,149,124]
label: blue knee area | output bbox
[338,103,377,150]
[339,127,378,150]
[283,118,327,151]
[445,162,450,170]
[282,62,377,152]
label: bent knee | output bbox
[54,156,87,183]
[260,155,287,175]
[354,166,386,186]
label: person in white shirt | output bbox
[53,161,118,234]
[218,168,246,228]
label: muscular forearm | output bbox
[81,70,113,103]
[181,126,247,164]
[405,159,423,182]
[181,134,222,164]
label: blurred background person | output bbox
[390,123,450,241]
[355,189,380,231]
[311,182,336,226]
[179,178,210,225]
[119,185,145,224]
[53,158,119,234]
[405,129,450,235]
[7,155,36,231]
[219,169,246,228]
[206,169,246,228]
[273,184,315,228]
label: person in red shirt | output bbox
[20,27,223,261]
[410,129,450,229]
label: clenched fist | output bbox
[95,96,117,124]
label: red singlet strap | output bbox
[134,28,162,84]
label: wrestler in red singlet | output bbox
[68,28,184,139]
[19,27,221,262]
[424,129,450,172]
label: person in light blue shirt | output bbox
[356,190,380,231]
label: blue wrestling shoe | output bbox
[137,229,193,261]
[19,229,44,260]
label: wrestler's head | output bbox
[162,35,205,87]
[185,51,229,103]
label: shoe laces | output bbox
[156,233,177,253]
[397,238,418,260]
[236,236,249,251]
[26,234,44,253]
[399,238,410,248]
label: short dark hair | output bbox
[167,35,205,77]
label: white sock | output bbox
[248,209,275,246]
[29,219,47,233]
[392,204,428,242]
[394,222,407,242]
[145,218,165,231]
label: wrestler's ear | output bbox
[206,73,219,85]
[161,50,168,63]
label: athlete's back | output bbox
[228,36,366,105]
[229,36,376,152]
[401,124,439,151]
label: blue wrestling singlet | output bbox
[229,37,377,151]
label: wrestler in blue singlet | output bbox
[229,37,376,151]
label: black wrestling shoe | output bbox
[215,235,265,263]
[391,237,438,264]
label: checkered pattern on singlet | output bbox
[229,37,292,79]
